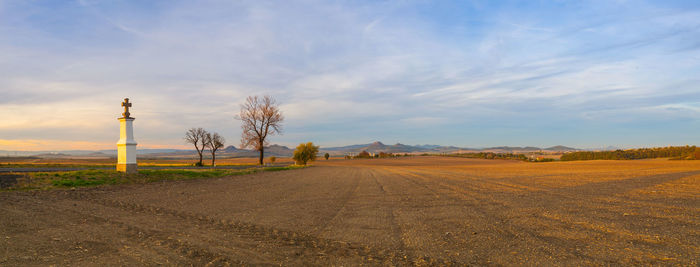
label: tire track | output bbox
[61,190,453,265]
[368,169,408,256]
[383,166,697,263]
[13,194,244,265]
[310,167,362,237]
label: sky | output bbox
[1,0,699,151]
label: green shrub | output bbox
[293,142,320,165]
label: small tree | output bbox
[269,156,276,164]
[293,142,319,165]
[236,95,284,165]
[185,128,208,166]
[206,132,225,167]
[324,153,330,160]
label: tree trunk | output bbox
[258,148,264,165]
[198,151,203,165]
[211,151,216,167]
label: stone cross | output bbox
[117,97,137,173]
[121,98,132,118]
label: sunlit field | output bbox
[1,156,698,265]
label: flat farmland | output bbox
[1,157,698,265]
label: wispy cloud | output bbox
[0,0,699,149]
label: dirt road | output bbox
[1,157,698,265]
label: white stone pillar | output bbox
[117,98,137,173]
[117,117,137,173]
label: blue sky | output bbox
[1,0,699,150]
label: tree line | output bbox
[184,95,322,166]
[560,146,699,161]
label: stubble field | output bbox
[1,157,698,265]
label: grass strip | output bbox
[0,163,259,168]
[2,165,306,191]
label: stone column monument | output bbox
[117,98,137,173]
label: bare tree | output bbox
[236,95,284,165]
[206,132,225,167]
[184,127,208,166]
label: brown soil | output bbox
[1,157,698,265]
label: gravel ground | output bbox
[1,157,698,265]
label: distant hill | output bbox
[216,144,294,157]
[264,144,294,156]
[321,142,474,155]
[223,145,239,152]
[2,142,584,158]
[484,146,541,152]
[319,142,583,155]
[544,145,578,151]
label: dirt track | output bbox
[1,157,699,265]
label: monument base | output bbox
[116,163,137,174]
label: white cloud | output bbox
[0,0,699,149]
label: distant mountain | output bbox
[318,142,583,155]
[365,141,388,151]
[484,146,541,152]
[415,144,442,149]
[215,144,293,157]
[544,145,578,151]
[1,142,583,158]
[264,144,293,156]
[320,142,468,155]
[322,143,379,151]
[223,145,239,152]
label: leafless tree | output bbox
[236,95,284,165]
[184,127,208,166]
[206,132,225,167]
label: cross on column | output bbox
[121,98,132,118]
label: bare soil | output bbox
[1,157,698,265]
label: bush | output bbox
[531,157,555,162]
[293,142,319,165]
[324,153,330,160]
[355,150,371,159]
[269,156,276,164]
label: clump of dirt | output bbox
[0,174,21,188]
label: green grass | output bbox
[0,163,115,168]
[3,165,306,190]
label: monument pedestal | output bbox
[117,116,137,174]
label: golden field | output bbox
[1,156,698,265]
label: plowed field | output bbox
[1,157,698,265]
